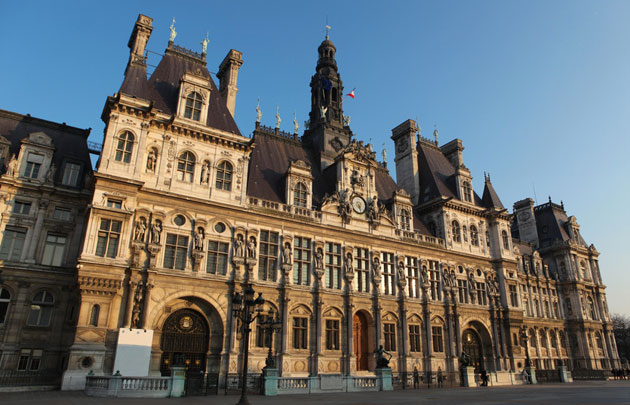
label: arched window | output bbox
[595,332,603,350]
[27,291,54,326]
[539,329,548,349]
[462,181,472,202]
[89,304,100,326]
[177,152,195,182]
[501,230,510,250]
[184,92,203,121]
[400,209,410,231]
[470,225,479,246]
[0,287,10,324]
[294,182,307,208]
[559,331,567,348]
[550,330,558,348]
[529,329,537,347]
[452,221,461,243]
[215,161,233,191]
[428,222,437,236]
[580,261,587,279]
[588,297,596,320]
[115,131,134,163]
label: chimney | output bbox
[440,139,464,168]
[126,14,153,71]
[513,198,538,246]
[217,49,243,118]
[391,119,420,205]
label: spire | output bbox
[481,173,504,209]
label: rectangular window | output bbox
[458,279,468,304]
[256,315,271,348]
[406,257,419,298]
[24,153,44,178]
[409,324,421,353]
[41,233,67,266]
[16,349,42,371]
[106,199,122,209]
[476,282,487,305]
[325,319,340,350]
[292,317,308,349]
[544,301,551,318]
[354,247,369,293]
[258,230,279,281]
[164,233,189,270]
[29,349,43,371]
[95,219,121,258]
[206,240,229,275]
[13,200,31,215]
[382,252,395,295]
[429,261,441,301]
[384,323,396,352]
[53,207,72,221]
[293,236,311,286]
[0,227,27,261]
[509,285,519,307]
[17,350,30,371]
[325,242,341,289]
[61,162,81,186]
[432,326,444,352]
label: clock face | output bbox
[352,196,366,214]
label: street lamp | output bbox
[259,309,282,368]
[232,284,265,405]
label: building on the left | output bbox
[0,109,94,386]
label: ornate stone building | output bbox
[59,14,619,389]
[0,109,93,376]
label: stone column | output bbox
[313,292,323,375]
[345,297,354,375]
[279,290,290,376]
[399,302,409,376]
[23,199,48,263]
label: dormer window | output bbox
[61,162,81,187]
[462,181,472,202]
[452,221,461,243]
[501,230,510,250]
[184,91,203,121]
[115,131,134,163]
[24,152,44,178]
[177,152,195,182]
[294,182,308,208]
[400,209,411,231]
[216,161,233,191]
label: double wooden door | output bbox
[353,312,369,371]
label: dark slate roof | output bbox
[416,141,482,205]
[0,109,92,183]
[481,178,505,209]
[533,202,587,248]
[119,46,241,135]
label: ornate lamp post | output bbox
[521,326,531,368]
[260,309,282,368]
[232,284,265,405]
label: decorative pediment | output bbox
[382,311,398,322]
[25,131,54,147]
[289,304,312,316]
[322,306,343,318]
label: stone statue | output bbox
[5,154,17,177]
[344,252,354,277]
[275,106,281,129]
[147,149,157,172]
[374,345,391,368]
[247,236,257,258]
[397,261,406,287]
[293,111,299,134]
[151,219,162,244]
[372,256,381,279]
[200,161,210,184]
[343,114,351,127]
[201,33,209,54]
[134,217,147,241]
[282,242,292,265]
[320,105,328,119]
[194,228,204,250]
[315,248,324,270]
[381,147,387,165]
[131,281,145,329]
[459,350,471,369]
[234,234,245,258]
[368,196,379,223]
[169,18,177,42]
[256,98,262,123]
[45,163,56,183]
[442,268,452,288]
[420,266,428,285]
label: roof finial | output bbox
[382,143,387,167]
[275,105,282,129]
[415,117,421,144]
[169,18,177,43]
[255,98,262,124]
[201,32,209,54]
[325,17,331,39]
[433,124,439,145]
[293,110,299,134]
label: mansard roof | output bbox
[533,201,587,248]
[119,45,241,135]
[0,109,92,177]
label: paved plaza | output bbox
[2,381,630,405]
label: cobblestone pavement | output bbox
[2,381,630,404]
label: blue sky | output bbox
[1,1,628,316]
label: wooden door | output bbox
[353,312,369,370]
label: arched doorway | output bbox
[160,309,209,376]
[462,329,484,372]
[353,312,370,371]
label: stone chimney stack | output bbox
[126,14,153,71]
[217,49,243,117]
[440,139,465,168]
[391,119,420,205]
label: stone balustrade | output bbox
[85,375,173,398]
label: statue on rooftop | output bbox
[256,98,262,123]
[201,33,209,54]
[169,18,177,43]
[275,106,282,129]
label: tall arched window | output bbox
[0,287,10,324]
[452,221,461,243]
[27,291,54,326]
[462,181,472,202]
[400,209,411,231]
[595,332,603,349]
[115,131,134,163]
[215,161,233,191]
[539,329,548,349]
[550,330,558,348]
[470,225,479,246]
[294,182,307,208]
[588,297,597,320]
[184,91,203,121]
[89,304,100,326]
[177,152,195,182]
[501,230,510,250]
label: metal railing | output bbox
[0,369,61,388]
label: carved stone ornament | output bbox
[342,139,377,163]
[397,260,407,289]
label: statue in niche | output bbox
[234,234,245,258]
[134,217,147,241]
[194,228,204,250]
[397,260,406,287]
[337,189,352,222]
[151,219,162,244]
[45,163,56,183]
[350,169,364,188]
[147,148,157,172]
[372,256,382,279]
[247,236,257,259]
[367,196,380,223]
[200,161,210,184]
[344,252,354,277]
[5,154,17,177]
[420,266,428,285]
[315,248,324,270]
[282,242,292,265]
[442,268,452,289]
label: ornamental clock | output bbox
[352,196,366,214]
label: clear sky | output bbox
[1,1,628,316]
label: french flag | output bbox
[346,88,356,99]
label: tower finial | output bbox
[325,17,331,39]
[169,18,177,43]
